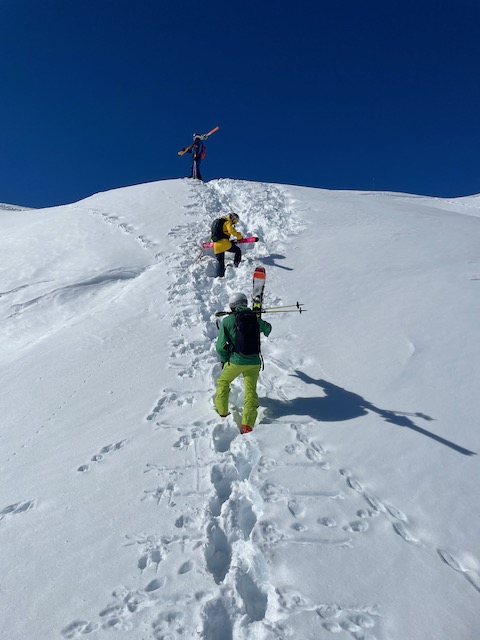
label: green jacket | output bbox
[216,306,272,365]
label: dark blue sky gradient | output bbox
[1,0,479,207]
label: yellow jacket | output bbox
[213,219,243,254]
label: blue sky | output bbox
[1,0,479,207]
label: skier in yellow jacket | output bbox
[211,212,243,277]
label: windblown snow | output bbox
[1,179,480,640]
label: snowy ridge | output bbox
[0,202,33,211]
[1,179,479,640]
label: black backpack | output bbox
[211,217,228,242]
[233,310,261,356]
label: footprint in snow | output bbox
[276,586,308,611]
[236,569,268,622]
[339,468,364,492]
[365,494,387,514]
[137,545,165,571]
[175,514,194,528]
[318,517,337,528]
[146,391,181,420]
[137,234,156,249]
[350,612,376,628]
[317,604,341,619]
[392,522,419,544]
[322,620,342,632]
[284,443,301,455]
[77,440,126,472]
[384,502,408,522]
[118,222,134,234]
[61,620,99,637]
[178,560,194,574]
[254,455,277,476]
[173,435,191,449]
[288,498,306,518]
[295,431,309,445]
[317,606,380,637]
[260,481,289,502]
[211,423,237,453]
[0,499,36,521]
[152,610,186,639]
[145,578,165,592]
[254,519,287,544]
[306,447,330,468]
[344,520,369,533]
[347,477,363,493]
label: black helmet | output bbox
[227,212,239,224]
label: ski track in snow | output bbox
[60,180,480,639]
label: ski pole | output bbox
[214,308,306,317]
[214,303,304,316]
[262,308,307,314]
[262,302,305,311]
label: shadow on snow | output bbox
[259,254,294,271]
[261,370,476,457]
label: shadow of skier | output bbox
[260,254,294,271]
[261,370,476,456]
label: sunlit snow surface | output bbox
[1,179,480,639]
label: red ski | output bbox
[252,266,266,313]
[201,236,258,250]
[178,126,220,156]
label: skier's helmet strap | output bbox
[229,292,248,310]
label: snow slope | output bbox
[0,203,32,211]
[1,178,479,640]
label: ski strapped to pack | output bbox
[252,266,266,314]
[214,268,306,316]
[201,236,259,250]
[214,302,306,317]
[178,126,219,156]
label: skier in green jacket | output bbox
[214,292,272,433]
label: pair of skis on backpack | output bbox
[178,126,219,156]
[201,236,259,250]
[215,267,306,317]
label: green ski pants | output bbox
[215,363,261,428]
